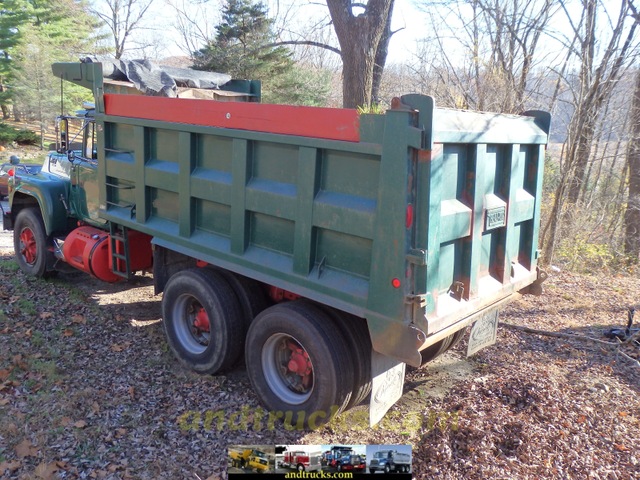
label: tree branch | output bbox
[266,40,341,56]
[500,322,640,367]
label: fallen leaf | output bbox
[60,417,73,427]
[128,386,135,399]
[618,411,628,417]
[111,342,131,352]
[39,312,53,319]
[0,368,12,381]
[34,461,59,479]
[15,439,38,458]
[577,415,587,423]
[72,314,86,324]
[614,444,629,452]
[0,397,10,406]
[0,460,22,474]
[116,428,127,437]
[12,355,28,369]
[91,401,100,414]
[62,329,74,337]
[74,420,87,429]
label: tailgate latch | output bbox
[406,248,427,266]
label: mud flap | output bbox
[467,308,499,357]
[369,351,405,427]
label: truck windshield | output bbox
[374,452,390,459]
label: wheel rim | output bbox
[172,294,211,355]
[262,333,314,405]
[19,227,38,265]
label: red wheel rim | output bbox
[193,306,210,332]
[19,227,37,265]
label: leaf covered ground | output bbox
[1,231,639,479]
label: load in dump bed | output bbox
[3,60,549,427]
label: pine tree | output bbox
[6,0,100,142]
[0,0,29,118]
[193,0,329,105]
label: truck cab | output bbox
[45,104,102,226]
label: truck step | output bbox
[109,223,131,279]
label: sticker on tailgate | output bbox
[467,308,499,356]
[485,205,507,230]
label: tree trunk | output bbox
[624,70,640,262]
[327,0,394,108]
[371,0,394,105]
[566,119,595,204]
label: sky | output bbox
[107,0,428,63]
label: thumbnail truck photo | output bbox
[2,59,549,428]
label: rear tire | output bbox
[162,268,243,374]
[301,301,372,408]
[13,208,53,278]
[445,327,466,352]
[245,301,355,428]
[419,336,453,366]
[213,269,270,327]
[418,327,467,367]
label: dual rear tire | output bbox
[161,268,372,428]
[244,301,365,427]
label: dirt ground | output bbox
[0,151,639,478]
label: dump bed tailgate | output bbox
[414,96,548,348]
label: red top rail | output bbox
[104,94,361,142]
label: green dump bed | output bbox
[69,63,549,366]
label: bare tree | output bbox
[165,0,223,58]
[326,0,395,108]
[91,0,154,59]
[415,0,557,113]
[624,69,640,261]
[542,0,640,263]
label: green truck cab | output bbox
[3,60,549,427]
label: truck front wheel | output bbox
[13,208,52,278]
[162,268,243,374]
[245,301,354,428]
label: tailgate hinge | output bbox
[406,248,427,266]
[405,293,427,307]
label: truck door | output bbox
[70,120,104,225]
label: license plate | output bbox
[467,308,499,357]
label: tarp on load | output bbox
[81,57,231,97]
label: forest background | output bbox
[1,0,640,272]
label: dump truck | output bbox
[369,449,411,474]
[3,60,549,428]
[323,446,355,468]
[229,448,270,472]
